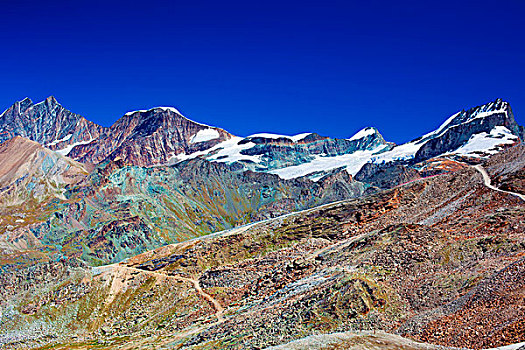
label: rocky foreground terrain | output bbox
[1,144,524,349]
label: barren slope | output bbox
[1,145,524,349]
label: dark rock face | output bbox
[414,99,522,162]
[355,162,421,189]
[0,96,105,153]
[69,108,233,167]
[352,99,522,190]
[0,99,234,167]
[485,144,525,195]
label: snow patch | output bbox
[308,173,330,182]
[370,141,423,163]
[47,134,73,147]
[56,138,95,156]
[269,145,389,179]
[247,133,312,142]
[466,109,507,123]
[208,137,262,163]
[124,106,183,117]
[290,133,312,142]
[169,136,262,165]
[348,127,376,141]
[446,126,518,157]
[190,128,220,144]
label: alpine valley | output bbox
[0,97,524,350]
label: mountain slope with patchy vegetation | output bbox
[1,145,523,350]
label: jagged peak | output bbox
[460,98,510,118]
[417,98,513,143]
[45,95,58,104]
[0,96,64,118]
[33,95,61,108]
[0,97,33,118]
[20,97,33,104]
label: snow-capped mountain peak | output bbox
[348,127,378,141]
[0,97,521,180]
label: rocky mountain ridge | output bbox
[0,96,105,155]
[68,107,234,167]
[1,97,521,179]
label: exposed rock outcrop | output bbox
[0,96,105,155]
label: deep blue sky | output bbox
[0,0,523,144]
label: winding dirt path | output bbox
[474,164,525,202]
[108,264,225,322]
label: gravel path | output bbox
[474,165,525,202]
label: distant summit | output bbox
[0,96,104,155]
[0,97,521,177]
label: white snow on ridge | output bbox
[56,138,95,156]
[420,112,461,139]
[124,107,217,128]
[248,133,312,142]
[290,133,312,142]
[124,106,183,116]
[370,141,423,163]
[0,107,9,119]
[348,127,376,141]
[466,109,507,124]
[421,109,507,141]
[446,126,518,157]
[268,124,519,179]
[169,136,262,165]
[207,137,262,163]
[369,123,516,164]
[47,133,73,147]
[269,145,389,180]
[190,128,220,144]
[371,104,511,164]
